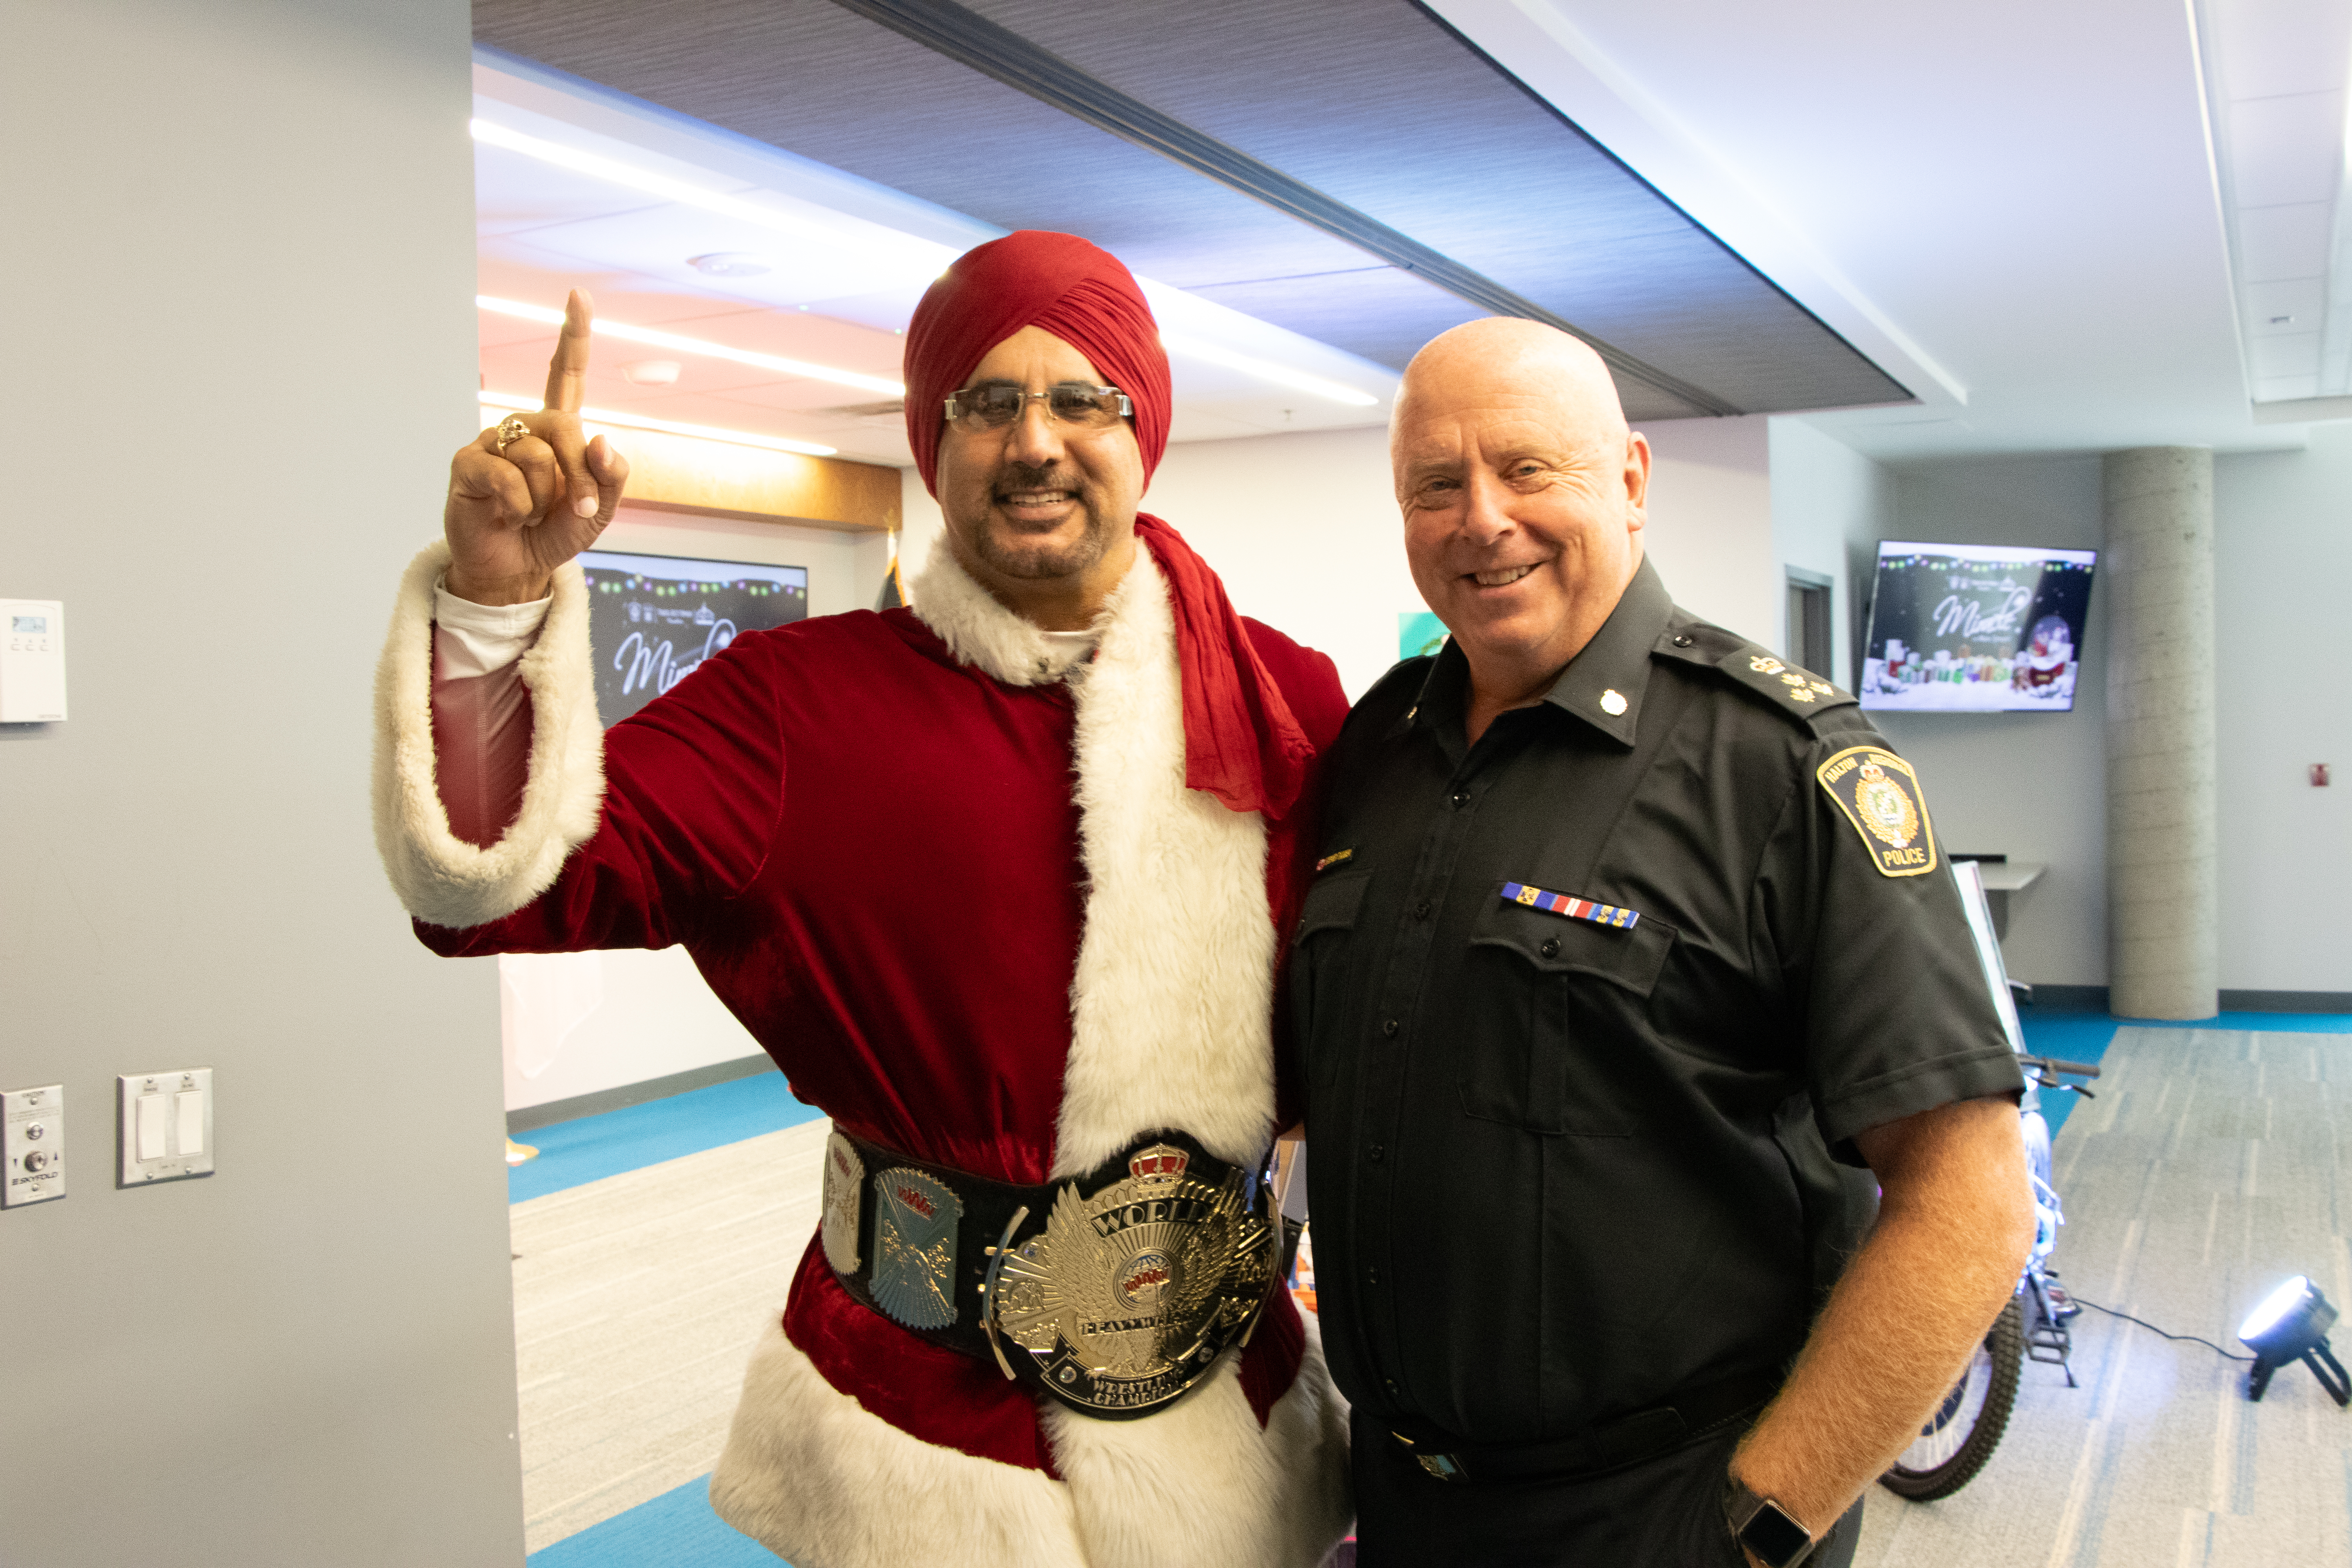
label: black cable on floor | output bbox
[2073,1297,2255,1362]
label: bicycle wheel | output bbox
[1880,1295,2024,1501]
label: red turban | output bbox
[902,230,1170,496]
[900,232,1314,823]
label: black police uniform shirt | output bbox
[1295,557,2025,1447]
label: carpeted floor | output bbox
[1853,1024,2352,1567]
[512,1021,2350,1564]
[511,1116,831,1557]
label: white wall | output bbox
[897,416,1782,703]
[0,2,523,1561]
[1769,415,1896,683]
[2213,425,2352,993]
[501,506,890,1114]
[1640,414,1779,644]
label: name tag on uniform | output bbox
[1501,882,1639,929]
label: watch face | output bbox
[1739,1502,1813,1565]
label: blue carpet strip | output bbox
[528,1474,782,1566]
[508,1069,826,1203]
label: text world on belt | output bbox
[980,1136,1277,1419]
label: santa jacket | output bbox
[373,537,1354,1568]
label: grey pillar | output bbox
[2103,447,2217,1019]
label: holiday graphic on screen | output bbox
[1860,542,2097,714]
[579,550,808,730]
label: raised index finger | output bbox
[543,288,595,413]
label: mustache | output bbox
[991,461,1084,494]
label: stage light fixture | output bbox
[2237,1275,2351,1405]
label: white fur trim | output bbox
[907,545,1096,686]
[1053,552,1278,1174]
[371,540,605,929]
[1042,1317,1354,1568]
[709,1313,1351,1568]
[710,1323,1088,1568]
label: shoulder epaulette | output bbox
[1657,617,1859,720]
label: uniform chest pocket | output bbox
[1452,897,1677,1136]
[1291,871,1372,1087]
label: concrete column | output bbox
[2104,447,2218,1019]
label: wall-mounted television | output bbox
[1859,541,2097,713]
[578,549,808,729]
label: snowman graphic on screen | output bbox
[2014,614,2074,698]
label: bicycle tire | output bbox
[1880,1295,2024,1501]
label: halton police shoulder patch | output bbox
[1818,745,1939,877]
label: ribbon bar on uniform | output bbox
[1501,882,1640,929]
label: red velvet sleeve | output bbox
[418,633,789,956]
[1241,619,1350,1134]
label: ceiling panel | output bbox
[473,0,1912,416]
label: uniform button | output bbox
[1381,1018,1401,1037]
[1540,938,1560,958]
[1367,1267,1380,1285]
[1385,1378,1399,1394]
[1370,1143,1385,1162]
[1414,900,1431,921]
[1673,632,1695,648]
[1449,792,1470,810]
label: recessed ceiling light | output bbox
[691,252,772,278]
[470,118,954,277]
[477,296,904,397]
[621,359,682,387]
[478,389,838,457]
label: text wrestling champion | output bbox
[372,231,1354,1566]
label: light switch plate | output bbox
[118,1069,214,1187]
[3,1085,66,1207]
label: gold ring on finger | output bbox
[494,414,533,455]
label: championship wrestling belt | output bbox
[824,1128,1278,1420]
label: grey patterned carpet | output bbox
[1855,1025,2352,1567]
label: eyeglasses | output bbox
[944,381,1133,431]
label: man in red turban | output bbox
[372,231,1355,1566]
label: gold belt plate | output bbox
[983,1141,1275,1418]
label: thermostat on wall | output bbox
[0,600,66,722]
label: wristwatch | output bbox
[1723,1479,1815,1568]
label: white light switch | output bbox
[136,1094,167,1160]
[119,1070,214,1187]
[3,1085,66,1207]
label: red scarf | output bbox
[904,230,1312,822]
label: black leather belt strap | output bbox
[1391,1367,1784,1485]
[829,1130,1262,1363]
[830,1132,1042,1358]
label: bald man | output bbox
[1289,319,2034,1566]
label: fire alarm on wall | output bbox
[2312,764,2331,788]
[0,600,66,723]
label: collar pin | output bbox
[1600,689,1628,716]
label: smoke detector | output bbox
[621,359,683,387]
[690,252,772,278]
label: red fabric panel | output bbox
[428,625,533,849]
[902,230,1170,494]
[1239,1284,1308,1428]
[1134,516,1323,824]
[781,1237,1061,1475]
